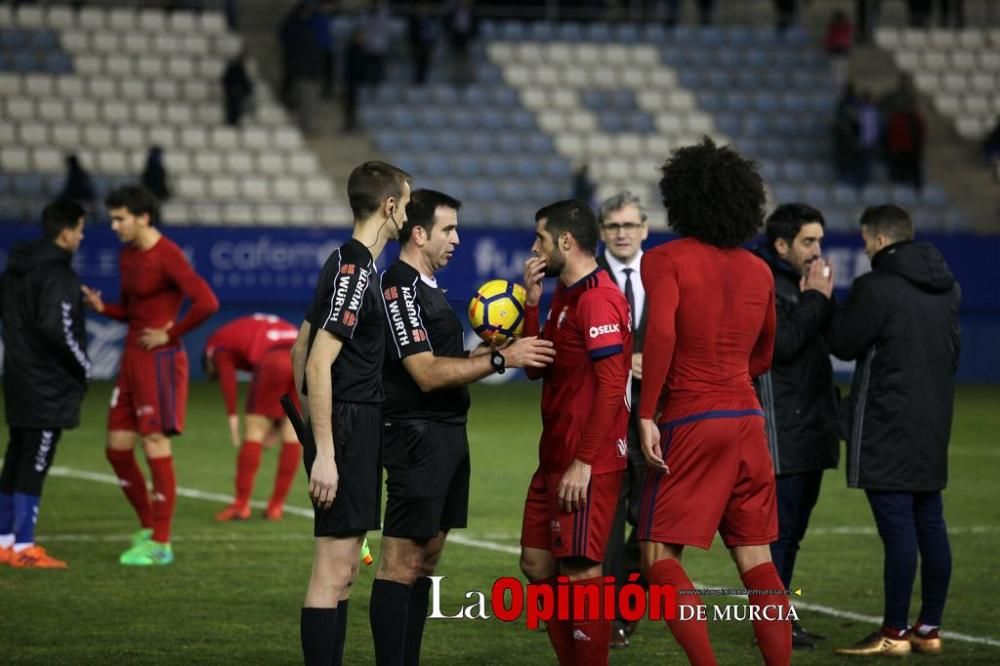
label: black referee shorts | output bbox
[382,419,470,540]
[303,401,383,538]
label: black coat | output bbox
[830,241,960,492]
[1,239,90,428]
[753,246,840,475]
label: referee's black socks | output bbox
[370,579,411,665]
[301,607,337,666]
[332,600,349,666]
[404,577,433,666]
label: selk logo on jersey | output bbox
[589,323,620,338]
[265,329,298,342]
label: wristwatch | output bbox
[490,350,506,375]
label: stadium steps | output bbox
[235,0,385,208]
[842,43,998,231]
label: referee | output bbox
[369,189,555,665]
[290,161,411,666]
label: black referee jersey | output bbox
[305,238,385,404]
[380,259,470,422]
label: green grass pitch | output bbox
[2,382,999,664]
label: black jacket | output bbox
[830,241,960,492]
[753,246,840,475]
[597,253,647,415]
[1,239,91,428]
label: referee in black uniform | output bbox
[290,161,411,666]
[369,189,555,665]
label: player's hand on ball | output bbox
[557,459,591,513]
[523,257,546,307]
[309,453,338,510]
[639,418,669,473]
[502,336,556,368]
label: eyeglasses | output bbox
[602,222,644,232]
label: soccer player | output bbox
[0,200,90,569]
[595,191,650,648]
[82,185,219,566]
[519,199,632,666]
[753,203,837,650]
[830,206,959,657]
[203,313,302,521]
[636,139,791,665]
[289,161,410,666]
[370,189,555,665]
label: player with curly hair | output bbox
[637,139,792,665]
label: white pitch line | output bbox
[46,464,1000,649]
[37,532,316,543]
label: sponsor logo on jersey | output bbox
[589,323,620,338]
[556,307,569,329]
[340,264,356,275]
[329,264,369,326]
[265,329,298,341]
[342,311,357,327]
[383,286,398,300]
[412,329,427,342]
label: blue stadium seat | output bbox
[627,113,655,133]
[612,23,640,43]
[889,186,918,208]
[424,156,450,177]
[525,134,554,154]
[374,130,403,154]
[705,70,729,90]
[490,87,517,109]
[13,174,44,197]
[13,52,36,73]
[0,173,10,195]
[44,52,72,74]
[466,134,492,154]
[403,133,433,153]
[498,181,523,203]
[528,22,555,41]
[0,28,28,49]
[584,23,611,42]
[920,185,949,207]
[641,23,667,42]
[696,27,724,46]
[861,185,890,206]
[436,133,463,153]
[467,180,498,202]
[29,30,59,49]
[513,157,542,179]
[481,159,512,179]
[697,92,725,113]
[453,156,481,178]
[479,20,498,39]
[717,50,741,68]
[495,135,522,155]
[430,85,458,106]
[481,109,505,131]
[499,21,527,41]
[508,110,534,131]
[557,22,583,41]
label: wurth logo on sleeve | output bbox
[589,323,621,338]
[327,265,369,327]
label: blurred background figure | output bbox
[342,27,366,133]
[445,0,478,85]
[571,164,596,207]
[60,154,96,212]
[141,147,172,204]
[363,0,392,88]
[824,10,854,86]
[408,2,437,86]
[222,51,254,127]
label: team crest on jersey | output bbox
[556,307,569,329]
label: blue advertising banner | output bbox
[1,224,998,381]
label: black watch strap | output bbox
[490,350,506,374]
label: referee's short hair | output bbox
[347,161,412,221]
[535,199,599,255]
[105,184,161,226]
[41,199,85,240]
[400,189,461,245]
[860,204,914,243]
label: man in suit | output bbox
[596,191,649,648]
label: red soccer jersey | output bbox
[638,237,776,421]
[102,236,219,348]
[525,268,632,474]
[205,314,299,415]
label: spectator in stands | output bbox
[222,51,254,127]
[60,154,96,211]
[664,0,717,27]
[885,95,926,191]
[907,0,933,27]
[342,28,367,133]
[854,0,881,44]
[937,0,964,28]
[444,0,478,85]
[141,147,171,203]
[832,84,861,184]
[854,92,881,189]
[363,1,392,88]
[283,2,324,134]
[824,10,854,86]
[312,0,337,100]
[571,164,596,207]
[408,3,437,86]
[773,0,800,33]
[982,116,1000,180]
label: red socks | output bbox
[106,448,152,529]
[147,456,176,544]
[569,576,611,666]
[741,562,792,666]
[647,559,718,666]
[541,577,576,666]
[269,442,301,509]
[234,440,263,506]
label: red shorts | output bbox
[521,468,622,562]
[246,347,296,420]
[108,345,188,436]
[637,409,777,549]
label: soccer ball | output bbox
[468,279,527,344]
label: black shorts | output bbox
[303,401,383,538]
[382,419,470,539]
